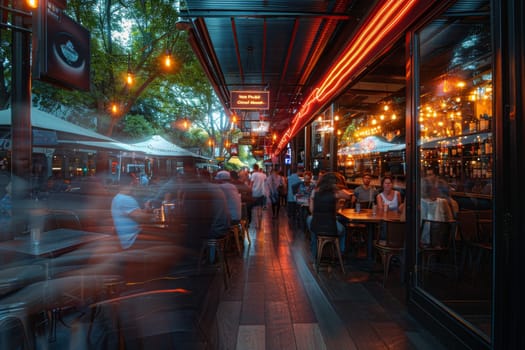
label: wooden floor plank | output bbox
[240,281,265,324]
[266,301,296,350]
[214,210,447,350]
[293,323,326,350]
[217,301,241,350]
[236,324,265,350]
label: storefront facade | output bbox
[298,0,523,348]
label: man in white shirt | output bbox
[247,163,267,223]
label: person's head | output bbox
[421,177,437,199]
[119,173,137,192]
[381,176,394,192]
[253,163,260,172]
[303,171,313,184]
[214,170,231,182]
[362,172,372,186]
[436,179,451,198]
[316,172,340,193]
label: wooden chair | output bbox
[456,210,492,278]
[419,219,457,281]
[316,234,345,274]
[374,220,406,287]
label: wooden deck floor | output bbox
[213,208,447,350]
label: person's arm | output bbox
[377,193,385,210]
[128,207,153,223]
[309,191,315,214]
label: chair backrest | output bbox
[476,210,493,243]
[456,210,478,242]
[43,210,82,231]
[384,220,406,248]
[0,316,29,349]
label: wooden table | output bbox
[338,208,401,260]
[0,228,111,258]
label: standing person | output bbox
[247,163,267,224]
[376,176,403,212]
[306,172,353,258]
[230,170,253,205]
[278,170,287,207]
[286,167,303,219]
[266,168,284,218]
[352,172,378,209]
[297,171,316,198]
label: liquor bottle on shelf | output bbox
[485,135,493,154]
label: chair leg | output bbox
[333,239,345,274]
[383,253,392,287]
[231,225,242,256]
[316,239,326,273]
[241,219,251,245]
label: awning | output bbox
[0,108,115,142]
[339,136,405,156]
[131,135,210,159]
[419,132,491,148]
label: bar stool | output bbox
[316,234,345,274]
[229,222,243,256]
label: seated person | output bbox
[306,172,352,258]
[111,174,153,249]
[376,176,403,212]
[352,172,378,209]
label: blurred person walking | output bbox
[266,168,284,218]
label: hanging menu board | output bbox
[231,91,269,110]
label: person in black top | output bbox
[306,172,353,258]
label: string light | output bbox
[25,0,38,9]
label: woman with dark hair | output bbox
[376,176,403,212]
[306,172,352,258]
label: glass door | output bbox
[414,0,493,342]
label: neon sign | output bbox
[273,0,419,156]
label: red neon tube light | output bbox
[274,0,418,156]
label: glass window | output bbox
[415,0,492,341]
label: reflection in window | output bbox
[416,0,492,341]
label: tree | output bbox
[1,0,228,157]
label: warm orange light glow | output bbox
[232,114,237,123]
[126,72,134,85]
[26,0,38,9]
[164,53,172,68]
[111,103,118,114]
[274,0,419,155]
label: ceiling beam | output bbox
[179,10,351,20]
